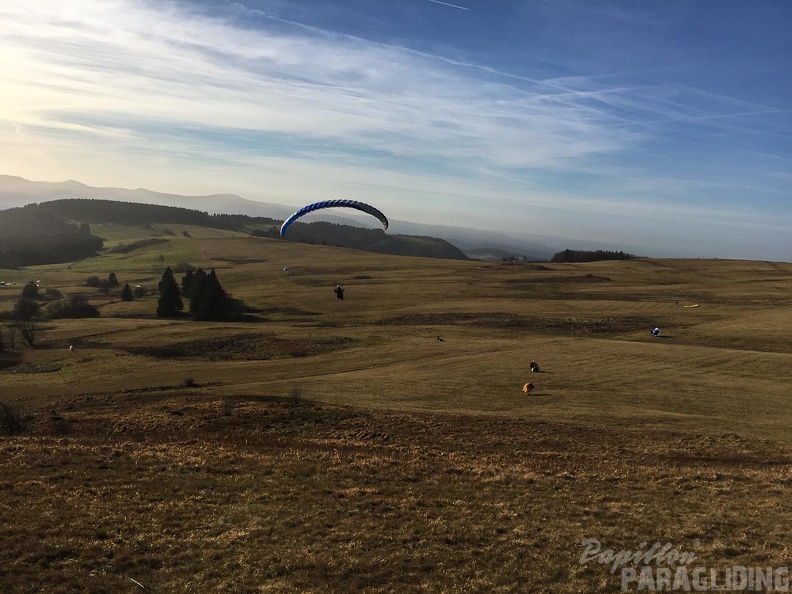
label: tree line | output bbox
[1,265,241,350]
[41,199,279,230]
[550,249,639,263]
[0,205,103,268]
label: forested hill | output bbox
[0,204,104,268]
[0,199,468,267]
[261,221,469,260]
[40,198,279,229]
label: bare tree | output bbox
[16,320,40,347]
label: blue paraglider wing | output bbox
[280,199,389,236]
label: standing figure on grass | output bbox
[334,284,345,300]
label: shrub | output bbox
[46,295,100,319]
[43,287,63,300]
[0,401,29,435]
[289,385,303,406]
[51,415,71,435]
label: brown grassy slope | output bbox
[1,396,789,593]
[3,239,792,442]
[1,235,791,592]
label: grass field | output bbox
[1,232,791,593]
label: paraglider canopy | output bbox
[651,327,660,336]
[280,199,389,236]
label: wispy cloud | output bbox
[2,1,639,174]
[0,0,789,258]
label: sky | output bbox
[1,0,791,259]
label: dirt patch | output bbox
[380,312,653,334]
[118,333,359,361]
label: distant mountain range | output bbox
[0,175,661,260]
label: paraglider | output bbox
[334,284,345,300]
[651,327,660,337]
[280,199,389,236]
[282,266,295,274]
[523,382,535,394]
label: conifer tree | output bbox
[188,268,208,316]
[181,269,195,300]
[156,267,183,317]
[191,269,228,321]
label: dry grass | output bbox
[1,397,789,593]
[1,233,791,592]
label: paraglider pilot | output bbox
[334,284,345,300]
[530,360,540,372]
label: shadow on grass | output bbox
[0,352,25,371]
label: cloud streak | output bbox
[1,0,790,259]
[427,0,470,11]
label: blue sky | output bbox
[2,0,790,259]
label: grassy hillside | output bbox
[1,228,790,592]
[0,199,468,267]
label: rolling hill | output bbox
[0,175,597,260]
[0,227,790,592]
[0,198,467,268]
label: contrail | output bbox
[427,0,470,10]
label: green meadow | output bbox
[1,229,790,592]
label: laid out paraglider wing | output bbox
[279,199,389,236]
